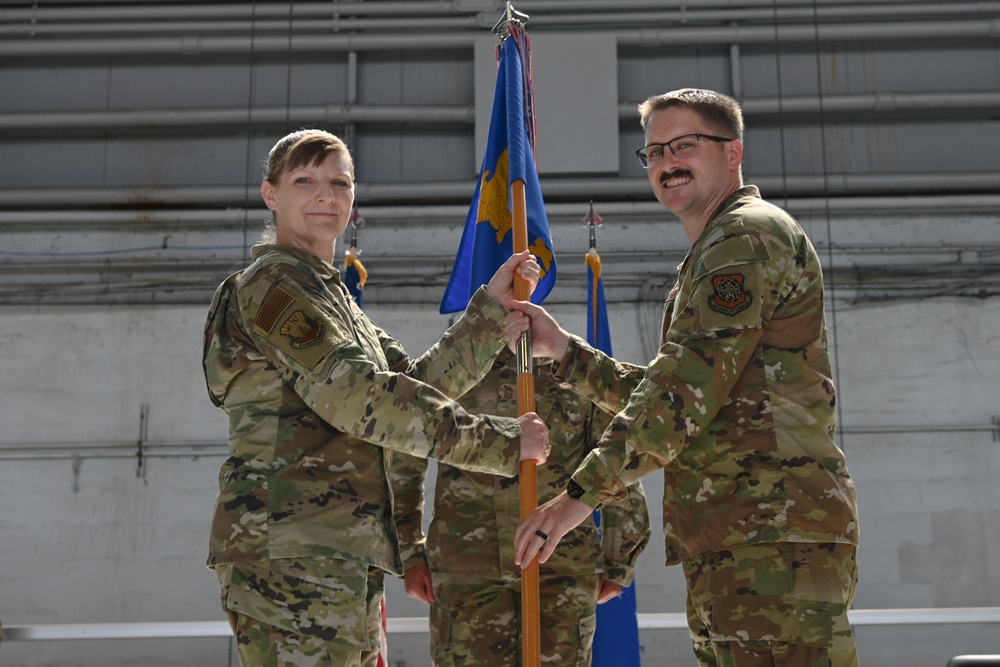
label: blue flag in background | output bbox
[344,254,365,309]
[440,35,556,313]
[587,246,643,667]
[585,249,612,356]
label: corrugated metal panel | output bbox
[0,3,998,305]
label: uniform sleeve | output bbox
[572,231,775,507]
[388,451,430,571]
[373,287,508,399]
[599,481,651,587]
[553,335,646,414]
[239,267,522,477]
[587,408,650,587]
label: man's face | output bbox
[643,106,742,221]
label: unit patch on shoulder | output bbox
[279,310,325,348]
[256,286,295,334]
[708,273,752,316]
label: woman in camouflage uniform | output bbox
[202,129,550,667]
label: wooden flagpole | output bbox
[493,4,540,665]
[512,179,541,667]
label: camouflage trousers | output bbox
[429,572,600,666]
[216,557,385,667]
[682,542,859,667]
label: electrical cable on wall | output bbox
[808,0,846,445]
[241,0,260,265]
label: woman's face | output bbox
[261,151,355,262]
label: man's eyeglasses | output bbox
[636,133,735,169]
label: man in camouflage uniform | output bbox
[203,129,550,667]
[513,89,861,666]
[391,348,651,666]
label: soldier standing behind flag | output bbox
[392,347,650,666]
[202,129,552,667]
[513,89,861,667]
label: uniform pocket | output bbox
[224,562,371,651]
[709,595,834,648]
[429,606,455,667]
[577,611,598,662]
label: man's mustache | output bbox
[659,170,694,185]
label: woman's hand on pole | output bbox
[486,250,540,308]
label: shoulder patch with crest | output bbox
[708,273,752,316]
[280,310,324,348]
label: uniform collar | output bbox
[251,243,339,280]
[697,184,761,245]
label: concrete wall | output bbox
[1,295,998,666]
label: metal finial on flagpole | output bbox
[581,201,604,249]
[348,203,366,250]
[492,1,529,40]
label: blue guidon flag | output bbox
[585,221,643,667]
[440,30,556,313]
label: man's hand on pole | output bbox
[514,491,593,567]
[509,300,571,363]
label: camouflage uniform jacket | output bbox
[561,186,860,565]
[202,244,523,575]
[391,350,651,585]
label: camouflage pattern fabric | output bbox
[203,243,521,572]
[217,557,385,666]
[682,542,858,667]
[552,185,860,661]
[392,349,650,582]
[429,572,600,667]
[558,186,860,565]
[390,349,650,665]
[202,243,525,660]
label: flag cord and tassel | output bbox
[494,3,541,665]
[585,248,601,340]
[344,204,367,307]
[582,201,604,350]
